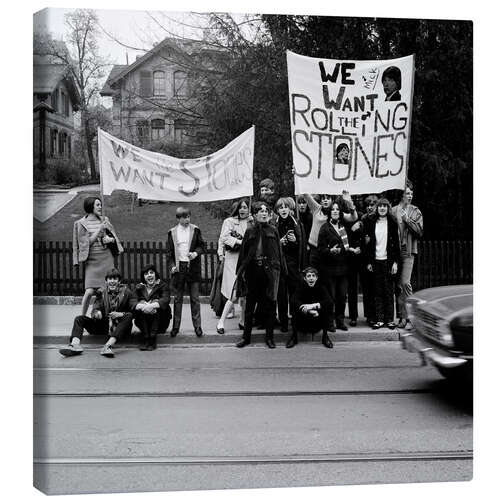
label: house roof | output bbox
[100,64,127,96]
[100,37,223,96]
[33,62,81,109]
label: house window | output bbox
[139,71,152,97]
[174,119,191,144]
[67,135,71,158]
[151,119,165,140]
[62,91,70,117]
[173,71,187,97]
[153,71,166,96]
[50,129,58,157]
[51,89,59,112]
[58,132,66,156]
[137,120,150,142]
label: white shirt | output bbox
[375,218,388,260]
[176,224,191,262]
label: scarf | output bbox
[331,222,349,251]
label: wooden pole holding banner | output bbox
[403,54,416,192]
[97,127,105,219]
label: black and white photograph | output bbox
[28,3,479,497]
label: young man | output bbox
[59,268,136,358]
[167,206,206,337]
[287,267,333,349]
[235,201,286,348]
[391,182,423,328]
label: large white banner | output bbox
[287,51,414,195]
[98,127,255,201]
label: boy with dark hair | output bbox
[59,268,136,358]
[286,267,333,349]
[167,206,206,337]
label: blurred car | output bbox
[400,285,473,380]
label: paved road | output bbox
[33,342,472,495]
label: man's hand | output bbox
[330,244,340,255]
[287,231,296,243]
[309,310,319,317]
[350,246,361,255]
[142,304,157,314]
[109,311,123,320]
[102,235,114,245]
[351,221,361,232]
[367,264,373,272]
[391,262,398,275]
[92,310,102,320]
[187,252,197,260]
[171,266,177,274]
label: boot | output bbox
[286,332,298,348]
[322,331,333,349]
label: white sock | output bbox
[71,337,80,346]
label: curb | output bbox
[34,296,212,305]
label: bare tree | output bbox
[35,9,109,180]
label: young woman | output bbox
[73,196,123,316]
[133,264,171,350]
[364,198,400,329]
[216,199,251,334]
[317,199,361,331]
[274,197,307,333]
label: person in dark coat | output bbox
[133,263,171,351]
[343,216,363,326]
[166,206,206,337]
[317,199,361,331]
[274,197,307,333]
[296,195,313,253]
[59,268,136,358]
[286,267,333,349]
[235,201,287,348]
[360,194,379,326]
[364,198,400,329]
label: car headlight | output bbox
[451,313,473,330]
[437,322,454,347]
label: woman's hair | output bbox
[259,178,275,191]
[105,268,121,281]
[141,263,160,281]
[375,197,391,218]
[230,199,249,218]
[251,200,270,216]
[336,143,349,157]
[275,196,295,212]
[382,66,402,91]
[83,196,100,215]
[302,266,318,277]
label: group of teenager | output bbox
[59,174,423,358]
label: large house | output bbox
[100,37,224,156]
[33,44,80,174]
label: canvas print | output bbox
[33,8,473,495]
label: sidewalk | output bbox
[33,302,402,345]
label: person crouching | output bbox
[59,268,136,358]
[133,264,171,351]
[287,267,333,349]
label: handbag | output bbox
[224,230,243,253]
[103,228,120,257]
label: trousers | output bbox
[172,263,201,330]
[70,313,133,342]
[396,255,414,320]
[373,260,395,323]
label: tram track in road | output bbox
[34,449,472,466]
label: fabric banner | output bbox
[287,51,414,195]
[98,126,255,202]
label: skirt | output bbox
[84,243,114,289]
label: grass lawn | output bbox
[34,189,225,245]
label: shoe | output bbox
[367,320,375,327]
[327,324,336,333]
[386,322,396,330]
[170,328,179,337]
[59,344,83,357]
[336,321,348,331]
[397,318,408,329]
[226,312,235,319]
[216,326,225,335]
[286,335,298,348]
[146,345,156,351]
[372,322,384,330]
[322,334,333,349]
[265,338,276,349]
[238,323,245,330]
[349,319,357,327]
[195,327,203,337]
[236,338,250,348]
[139,343,149,351]
[100,345,115,358]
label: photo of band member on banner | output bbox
[98,126,255,202]
[287,51,415,194]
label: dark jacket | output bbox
[93,284,136,318]
[273,214,307,271]
[317,221,350,276]
[133,280,172,332]
[363,215,400,267]
[166,224,205,282]
[290,281,332,316]
[235,222,287,301]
